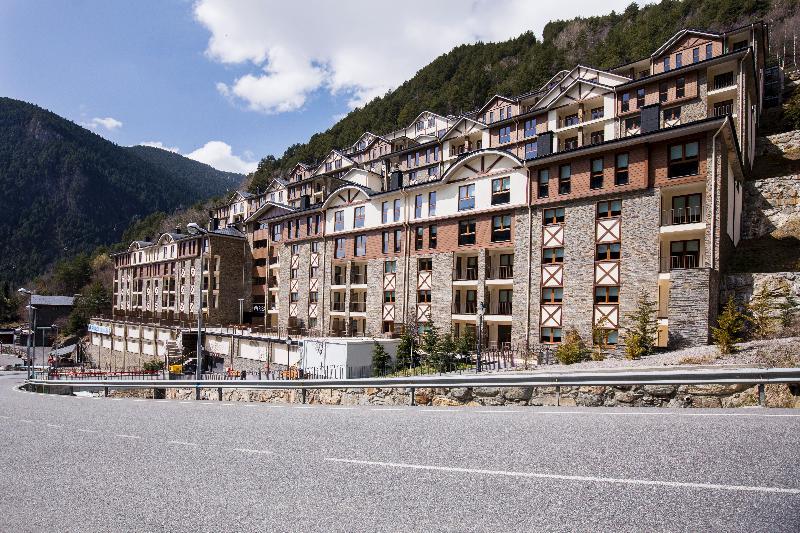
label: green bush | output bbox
[371,342,392,376]
[142,359,164,372]
[623,289,658,358]
[624,331,646,360]
[555,328,588,365]
[712,297,745,355]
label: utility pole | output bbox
[195,253,204,398]
[477,302,484,373]
[18,289,32,379]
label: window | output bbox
[491,177,510,205]
[636,88,645,108]
[489,111,494,122]
[384,260,397,273]
[596,242,621,261]
[428,166,437,177]
[335,237,346,259]
[595,286,620,304]
[417,290,432,304]
[664,106,681,126]
[659,82,668,102]
[458,219,476,246]
[590,107,604,120]
[675,52,682,68]
[541,327,562,343]
[382,231,389,254]
[498,126,511,144]
[676,77,685,99]
[290,267,298,280]
[429,225,437,249]
[705,43,713,59]
[597,199,622,218]
[621,93,630,112]
[393,229,402,253]
[415,227,424,250]
[499,107,505,120]
[393,199,401,222]
[589,130,604,145]
[290,292,299,303]
[525,142,538,159]
[537,169,549,198]
[564,113,579,127]
[428,192,436,216]
[692,47,699,63]
[381,202,390,224]
[563,137,578,150]
[311,240,319,253]
[558,165,571,195]
[334,210,344,231]
[542,287,563,303]
[589,158,604,189]
[491,215,512,242]
[524,119,537,137]
[668,141,699,178]
[291,244,300,256]
[733,40,748,51]
[507,106,513,118]
[353,206,365,228]
[418,258,432,271]
[354,235,366,257]
[384,290,396,303]
[669,239,700,269]
[624,115,641,134]
[414,194,423,218]
[310,266,319,278]
[671,193,703,224]
[458,184,475,210]
[543,207,565,224]
[542,247,564,264]
[663,57,670,71]
[615,153,629,186]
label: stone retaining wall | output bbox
[720,272,800,308]
[100,382,800,408]
[756,130,800,156]
[742,175,800,239]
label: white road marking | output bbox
[328,407,356,410]
[242,404,258,408]
[111,398,123,401]
[293,405,313,409]
[533,410,800,418]
[372,408,405,411]
[0,415,10,419]
[133,399,147,402]
[326,458,800,496]
[167,440,198,446]
[19,419,34,424]
[419,410,458,414]
[46,424,63,429]
[77,429,99,434]
[114,434,140,439]
[477,410,518,414]
[234,448,272,455]
[179,401,193,404]
[156,400,169,403]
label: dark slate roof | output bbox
[50,344,78,357]
[31,295,75,307]
[210,227,245,238]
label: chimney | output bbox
[175,226,181,234]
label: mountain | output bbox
[0,97,242,285]
[250,0,798,191]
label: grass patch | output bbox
[678,353,719,365]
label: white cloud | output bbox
[194,0,629,114]
[138,141,180,153]
[85,116,123,131]
[186,141,258,174]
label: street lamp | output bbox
[286,336,292,379]
[195,253,205,392]
[477,302,485,373]
[18,288,33,379]
[238,298,244,325]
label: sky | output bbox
[0,0,631,174]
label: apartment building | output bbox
[112,23,767,350]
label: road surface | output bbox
[0,372,798,532]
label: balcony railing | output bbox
[331,301,346,312]
[713,102,734,117]
[712,72,735,90]
[350,273,367,284]
[453,267,479,281]
[349,301,366,312]
[332,276,345,286]
[661,206,703,226]
[486,301,513,315]
[486,265,514,280]
[268,256,279,265]
[267,276,279,288]
[451,302,478,315]
[659,255,705,273]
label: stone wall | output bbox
[668,268,712,347]
[138,382,799,409]
[720,271,800,309]
[756,130,800,156]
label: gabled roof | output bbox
[156,233,187,246]
[651,29,720,58]
[244,201,296,223]
[127,241,153,252]
[31,295,75,307]
[322,183,375,209]
[537,77,614,111]
[441,149,523,183]
[441,116,485,141]
[476,94,517,115]
[210,227,246,239]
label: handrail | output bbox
[26,367,800,390]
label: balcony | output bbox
[713,101,734,117]
[485,301,513,316]
[332,274,346,286]
[452,302,478,315]
[711,72,735,91]
[659,255,706,273]
[486,264,514,281]
[331,301,346,312]
[349,301,366,313]
[267,276,279,289]
[350,272,368,285]
[661,206,704,226]
[453,267,478,282]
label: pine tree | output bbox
[394,329,415,370]
[712,297,745,355]
[437,332,457,372]
[555,328,588,365]
[421,325,440,368]
[371,342,392,376]
[747,284,776,339]
[776,283,798,329]
[623,289,658,358]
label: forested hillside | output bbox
[0,97,241,285]
[249,0,798,191]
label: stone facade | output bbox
[511,208,532,347]
[756,129,800,156]
[668,268,712,347]
[742,175,800,239]
[619,191,661,323]
[561,201,596,343]
[720,271,800,310]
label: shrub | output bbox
[142,359,164,372]
[746,284,777,339]
[394,330,415,369]
[371,342,392,376]
[420,325,440,368]
[436,332,457,371]
[591,320,612,361]
[623,331,646,360]
[712,297,745,355]
[777,283,799,330]
[555,328,588,365]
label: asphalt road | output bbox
[0,372,798,532]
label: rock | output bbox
[503,387,533,401]
[614,390,637,403]
[473,387,501,397]
[576,393,604,407]
[448,387,471,401]
[678,383,751,396]
[642,384,677,398]
[689,395,722,408]
[432,396,463,407]
[414,388,432,405]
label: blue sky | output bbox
[0,0,629,173]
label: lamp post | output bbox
[477,302,484,373]
[195,253,205,392]
[286,336,292,378]
[17,288,32,378]
[238,298,244,325]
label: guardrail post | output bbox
[217,387,223,401]
[758,383,766,407]
[410,387,415,406]
[302,388,306,404]
[195,385,201,401]
[104,386,109,397]
[556,385,561,407]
